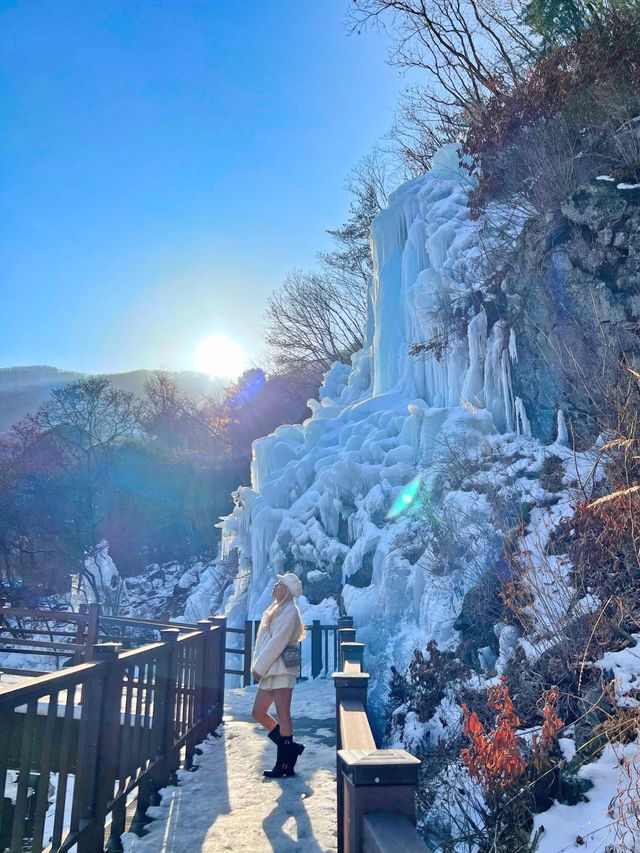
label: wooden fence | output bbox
[226,618,339,685]
[0,606,101,671]
[0,606,341,689]
[0,616,226,853]
[0,605,204,675]
[333,616,430,853]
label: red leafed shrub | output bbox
[462,680,564,796]
[531,688,564,773]
[461,680,527,794]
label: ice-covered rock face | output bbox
[220,144,551,720]
[369,143,518,431]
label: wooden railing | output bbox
[333,616,430,853]
[0,606,340,687]
[226,618,339,685]
[97,614,202,649]
[0,616,226,853]
[0,606,203,674]
[0,605,101,671]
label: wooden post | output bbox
[160,628,181,785]
[337,628,357,669]
[333,670,370,853]
[340,642,365,670]
[338,749,422,853]
[147,631,177,815]
[243,620,253,687]
[73,642,119,852]
[311,619,322,678]
[338,615,354,629]
[89,643,123,853]
[84,603,100,662]
[197,621,214,734]
[209,616,227,729]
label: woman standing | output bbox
[251,572,307,778]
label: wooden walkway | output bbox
[1,610,428,853]
[122,680,338,852]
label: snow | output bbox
[122,678,338,852]
[3,771,75,850]
[532,741,640,851]
[595,637,640,708]
[495,623,522,675]
[0,639,67,673]
[180,561,231,623]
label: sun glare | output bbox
[193,334,247,379]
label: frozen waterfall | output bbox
[219,143,540,717]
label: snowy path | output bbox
[123,678,338,852]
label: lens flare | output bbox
[386,475,421,520]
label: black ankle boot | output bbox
[267,724,280,745]
[263,735,295,778]
[289,738,305,771]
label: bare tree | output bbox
[265,270,367,378]
[349,0,537,167]
[139,369,244,455]
[350,0,535,103]
[265,149,394,378]
[390,85,466,175]
[36,377,140,466]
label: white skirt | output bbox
[257,673,296,691]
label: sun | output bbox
[193,334,247,379]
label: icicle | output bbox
[514,397,532,437]
[461,310,487,404]
[509,328,518,364]
[555,409,569,446]
[483,320,512,431]
[501,349,515,433]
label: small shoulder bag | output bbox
[281,643,301,668]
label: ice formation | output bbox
[70,540,126,615]
[219,144,566,716]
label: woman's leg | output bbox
[251,688,278,732]
[272,687,293,737]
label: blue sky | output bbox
[0,1,404,375]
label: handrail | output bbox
[0,637,85,652]
[0,615,227,852]
[0,605,204,668]
[0,659,105,702]
[0,604,101,666]
[0,607,89,623]
[99,614,197,630]
[333,619,430,853]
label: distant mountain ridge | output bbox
[0,365,226,433]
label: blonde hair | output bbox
[259,586,307,641]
